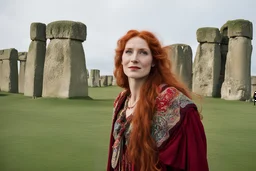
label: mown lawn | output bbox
[0,86,255,171]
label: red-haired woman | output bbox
[107,30,209,171]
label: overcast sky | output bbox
[0,0,255,75]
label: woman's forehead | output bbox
[125,37,149,49]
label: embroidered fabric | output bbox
[111,96,133,169]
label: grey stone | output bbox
[196,27,222,43]
[30,22,46,41]
[19,61,26,93]
[226,19,253,39]
[221,37,252,100]
[112,76,117,86]
[42,39,88,98]
[46,20,87,41]
[0,48,18,60]
[107,75,113,86]
[18,52,27,93]
[193,43,221,97]
[100,76,108,87]
[18,52,27,61]
[24,41,46,97]
[0,58,18,93]
[88,69,100,87]
[220,23,229,45]
[165,44,193,90]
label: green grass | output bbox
[0,86,256,171]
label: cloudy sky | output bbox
[0,0,255,75]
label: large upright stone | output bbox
[107,75,113,86]
[24,22,46,97]
[42,20,88,98]
[100,76,108,87]
[217,23,230,97]
[165,44,193,90]
[193,27,221,97]
[88,69,100,87]
[18,52,27,93]
[0,48,18,93]
[221,19,253,101]
[112,76,117,86]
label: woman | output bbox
[107,30,209,171]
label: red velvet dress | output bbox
[107,85,209,171]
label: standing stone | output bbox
[216,23,229,97]
[18,52,27,93]
[251,76,256,99]
[165,44,193,90]
[193,27,221,97]
[88,69,100,87]
[24,23,46,97]
[221,19,253,101]
[42,20,88,98]
[100,76,108,87]
[107,75,113,86]
[0,48,18,93]
[112,76,117,86]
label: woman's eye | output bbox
[140,51,148,55]
[125,50,132,54]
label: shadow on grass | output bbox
[0,93,8,96]
[68,96,94,100]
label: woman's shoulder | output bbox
[152,85,197,148]
[155,85,195,111]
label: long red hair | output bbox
[113,30,192,171]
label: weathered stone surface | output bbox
[24,41,46,97]
[30,22,46,41]
[42,39,88,98]
[100,76,108,87]
[165,44,193,90]
[251,76,256,98]
[193,43,221,97]
[18,52,27,93]
[226,19,253,39]
[46,20,87,41]
[220,23,229,45]
[221,37,252,100]
[196,27,222,43]
[112,76,117,86]
[0,48,18,60]
[19,61,26,93]
[0,59,18,93]
[88,69,100,87]
[0,48,18,93]
[107,75,113,86]
[18,52,27,61]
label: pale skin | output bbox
[121,37,155,118]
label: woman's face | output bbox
[122,37,154,80]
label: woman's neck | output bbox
[128,78,145,104]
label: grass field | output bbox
[0,86,256,171]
